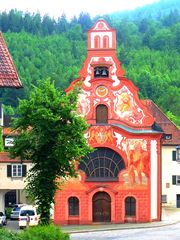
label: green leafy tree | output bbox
[9,79,91,224]
[0,127,4,152]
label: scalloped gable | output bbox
[91,20,111,31]
[69,19,154,129]
[0,32,22,88]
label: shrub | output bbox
[5,207,12,219]
[19,224,70,240]
[0,228,20,240]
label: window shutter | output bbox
[172,175,176,185]
[22,165,27,177]
[7,165,12,177]
[172,151,176,161]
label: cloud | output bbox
[0,0,159,20]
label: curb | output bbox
[64,220,180,234]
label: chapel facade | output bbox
[54,19,162,224]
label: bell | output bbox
[101,69,108,76]
[95,69,100,76]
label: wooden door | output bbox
[93,192,111,222]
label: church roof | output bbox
[0,32,22,88]
[111,123,162,134]
[143,99,180,145]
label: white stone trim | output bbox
[150,140,158,219]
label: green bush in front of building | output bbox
[19,224,70,240]
[0,225,69,240]
[0,228,20,240]
[5,207,12,219]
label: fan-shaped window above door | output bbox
[79,147,125,182]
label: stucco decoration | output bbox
[77,90,91,116]
[96,85,108,97]
[87,126,116,145]
[114,86,145,125]
[83,57,120,87]
[92,21,110,31]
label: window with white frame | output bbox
[172,175,180,185]
[177,176,180,185]
[7,164,27,178]
[177,146,180,161]
[12,164,22,177]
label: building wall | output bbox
[162,146,180,207]
[54,181,151,225]
[0,161,32,212]
[0,162,32,189]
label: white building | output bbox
[144,100,180,208]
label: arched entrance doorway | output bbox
[93,191,111,222]
[5,190,16,207]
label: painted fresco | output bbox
[114,132,149,186]
[122,139,149,186]
[114,86,145,125]
[55,19,161,225]
[85,126,149,186]
[86,126,115,145]
[77,89,91,116]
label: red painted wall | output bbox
[54,19,162,225]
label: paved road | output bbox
[70,222,180,240]
[5,220,19,231]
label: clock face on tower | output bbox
[96,85,108,97]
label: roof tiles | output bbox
[0,32,22,88]
[142,99,180,145]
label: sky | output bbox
[0,0,159,20]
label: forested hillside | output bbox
[0,0,179,126]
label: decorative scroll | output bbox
[114,86,145,125]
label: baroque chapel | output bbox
[54,19,162,225]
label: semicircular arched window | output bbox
[79,147,125,181]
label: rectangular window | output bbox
[68,197,79,216]
[172,149,180,162]
[7,165,27,178]
[12,164,22,177]
[161,195,167,203]
[172,150,176,161]
[177,148,180,161]
[172,175,180,185]
[177,176,180,185]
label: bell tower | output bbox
[87,19,116,51]
[78,19,125,88]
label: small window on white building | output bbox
[12,164,22,177]
[7,164,27,178]
[177,176,180,185]
[172,147,180,162]
[172,175,180,185]
[176,146,180,161]
[161,195,167,203]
